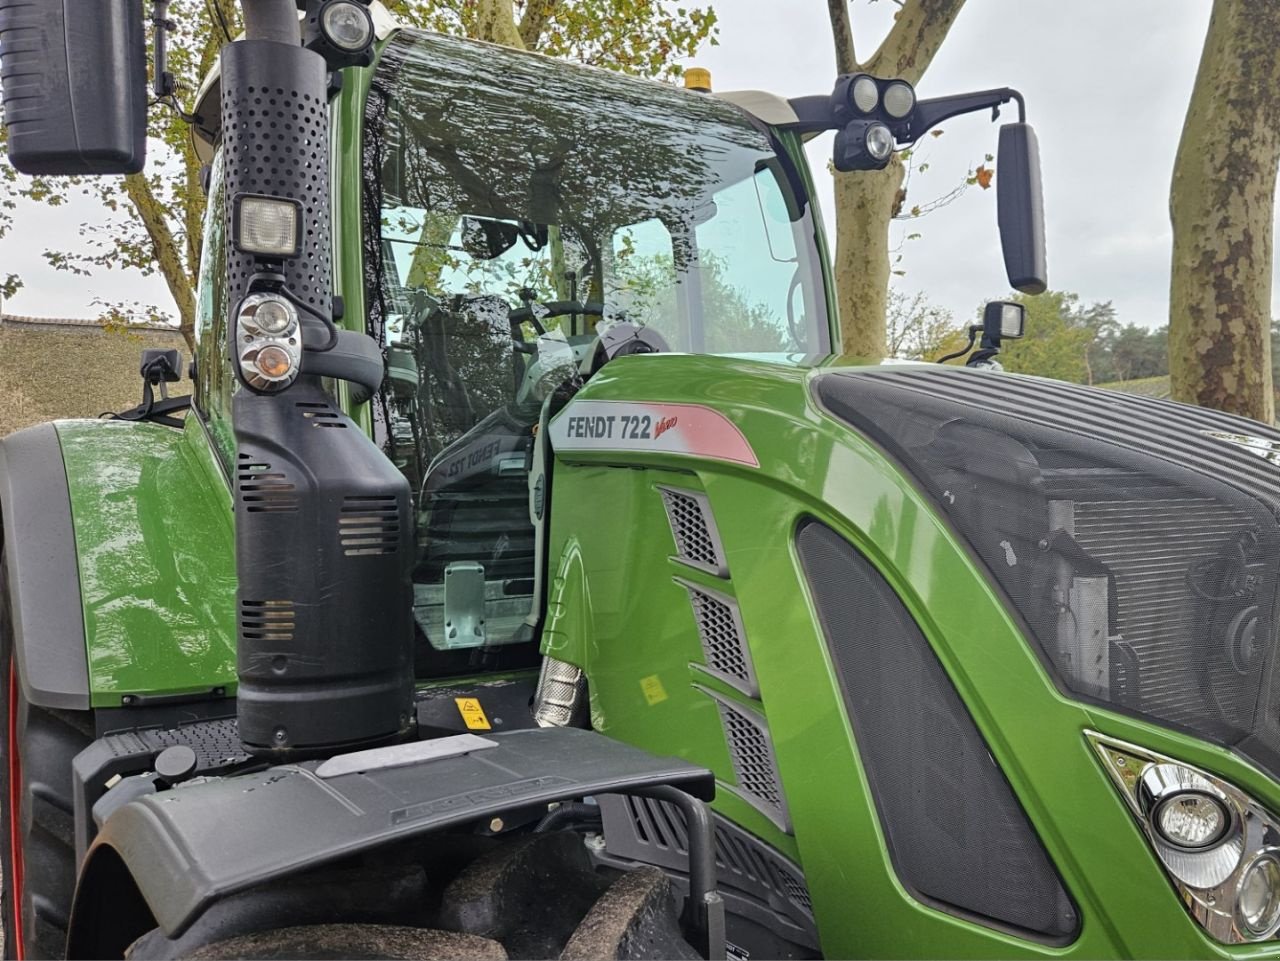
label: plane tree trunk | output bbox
[826,0,966,361]
[1169,0,1280,423]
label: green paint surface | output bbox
[57,418,237,706]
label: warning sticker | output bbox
[550,401,758,468]
[640,674,668,706]
[455,697,492,730]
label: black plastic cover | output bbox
[797,518,1079,941]
[0,424,91,709]
[74,728,714,939]
[233,381,415,756]
[0,0,147,174]
[997,123,1047,295]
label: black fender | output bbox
[0,424,91,709]
[66,727,715,959]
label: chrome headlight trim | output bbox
[1088,731,1280,944]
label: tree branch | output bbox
[124,173,196,346]
[865,0,966,84]
[518,0,559,50]
[826,0,858,73]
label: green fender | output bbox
[55,417,237,708]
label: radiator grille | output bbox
[659,486,727,576]
[1072,496,1256,725]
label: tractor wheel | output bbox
[0,551,94,959]
[147,924,508,960]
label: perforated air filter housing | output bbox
[220,40,332,322]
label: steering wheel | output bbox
[508,300,605,351]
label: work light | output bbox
[851,75,879,113]
[865,123,894,162]
[233,195,303,261]
[236,293,301,392]
[883,81,916,119]
[305,0,376,69]
[320,0,374,51]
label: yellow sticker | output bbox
[640,674,668,706]
[455,697,492,730]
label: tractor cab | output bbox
[356,31,832,669]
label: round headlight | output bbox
[864,122,895,162]
[1154,791,1231,849]
[883,81,915,119]
[321,0,374,52]
[1237,852,1280,939]
[254,345,295,382]
[851,75,879,114]
[253,298,295,336]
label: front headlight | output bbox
[1091,732,1280,944]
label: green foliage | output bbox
[885,289,964,361]
[996,291,1115,384]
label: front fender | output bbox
[0,423,92,708]
[65,728,714,957]
[50,418,236,708]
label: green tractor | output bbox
[3,1,1280,958]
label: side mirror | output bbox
[0,0,148,175]
[997,123,1047,295]
[982,301,1025,344]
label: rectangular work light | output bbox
[232,194,304,260]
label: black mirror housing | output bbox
[997,123,1047,295]
[0,0,148,175]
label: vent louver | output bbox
[598,794,816,939]
[677,578,758,697]
[237,453,298,513]
[339,495,400,556]
[239,599,296,643]
[658,485,727,577]
[697,685,789,832]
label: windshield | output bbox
[362,31,827,671]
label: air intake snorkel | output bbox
[223,0,414,758]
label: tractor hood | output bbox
[814,365,1280,780]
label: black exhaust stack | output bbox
[223,2,415,758]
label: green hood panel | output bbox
[56,418,236,707]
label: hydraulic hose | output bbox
[240,0,300,44]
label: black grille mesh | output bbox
[815,366,1280,774]
[659,486,726,575]
[698,687,789,831]
[797,519,1078,941]
[680,581,757,696]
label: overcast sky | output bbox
[0,2,1258,330]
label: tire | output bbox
[0,550,94,960]
[129,924,508,961]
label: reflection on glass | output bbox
[363,31,827,667]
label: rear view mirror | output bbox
[997,123,1047,295]
[0,0,148,174]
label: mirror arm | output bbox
[897,88,1025,143]
[782,95,840,135]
